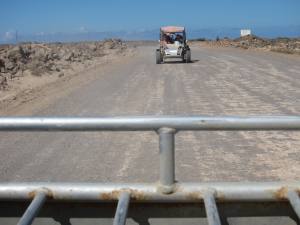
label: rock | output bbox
[58,72,64,77]
[206,35,300,55]
[5,61,15,70]
[0,58,5,68]
[91,45,97,51]
[102,39,121,50]
[7,46,28,62]
[49,64,61,72]
[0,59,5,72]
[0,40,127,79]
[7,46,21,59]
[0,75,8,89]
[51,53,60,60]
[64,52,74,61]
[21,45,32,57]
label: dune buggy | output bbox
[156,26,191,64]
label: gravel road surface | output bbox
[0,45,300,225]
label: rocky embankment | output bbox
[200,35,300,55]
[0,39,126,89]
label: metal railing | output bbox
[0,116,300,225]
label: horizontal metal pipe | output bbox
[0,116,300,131]
[0,182,298,202]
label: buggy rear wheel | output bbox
[185,50,191,63]
[156,49,162,64]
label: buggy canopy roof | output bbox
[161,26,185,33]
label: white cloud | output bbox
[36,32,45,36]
[79,26,88,32]
[4,31,15,40]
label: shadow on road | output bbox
[162,59,199,64]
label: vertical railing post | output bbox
[113,192,130,225]
[158,127,176,194]
[287,190,300,219]
[203,190,222,225]
[17,192,47,225]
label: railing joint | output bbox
[157,127,177,134]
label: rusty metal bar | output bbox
[287,190,300,219]
[0,116,300,131]
[113,192,130,225]
[0,182,299,202]
[158,127,176,193]
[203,190,221,225]
[17,192,46,225]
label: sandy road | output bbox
[0,45,300,185]
[1,44,300,225]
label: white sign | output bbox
[240,29,251,37]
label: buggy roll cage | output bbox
[160,26,187,44]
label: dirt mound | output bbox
[234,35,270,48]
[203,35,300,54]
[0,39,126,89]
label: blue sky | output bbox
[1,0,300,35]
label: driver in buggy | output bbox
[175,34,183,43]
[163,33,173,44]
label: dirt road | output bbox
[0,44,300,184]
